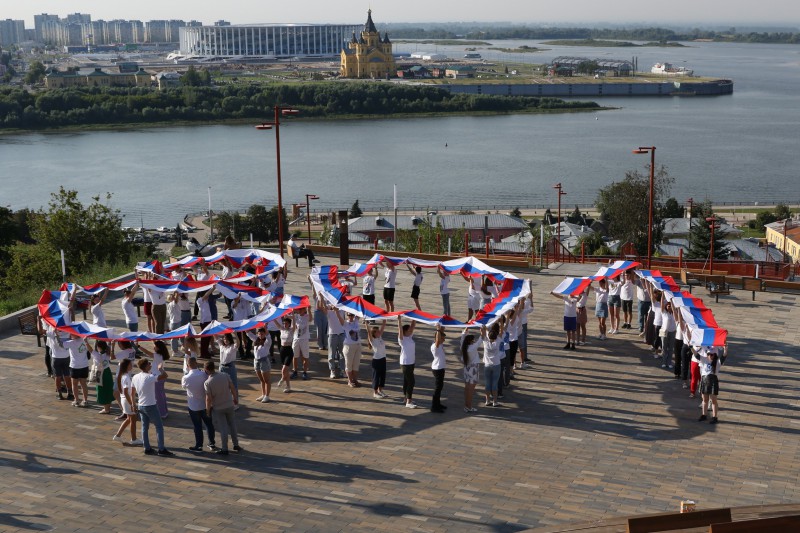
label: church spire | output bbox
[364,9,378,33]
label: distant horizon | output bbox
[6,1,799,29]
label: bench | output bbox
[740,277,764,301]
[681,269,703,293]
[286,243,299,267]
[18,309,42,348]
[627,507,732,533]
[705,274,731,303]
[763,279,800,294]
[708,514,800,532]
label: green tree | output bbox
[509,207,522,218]
[395,218,465,254]
[246,204,270,244]
[350,199,363,218]
[754,210,777,230]
[595,165,674,256]
[774,203,792,221]
[572,232,608,256]
[660,197,685,219]
[687,201,728,261]
[566,205,584,224]
[25,61,47,84]
[29,187,134,276]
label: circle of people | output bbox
[550,266,729,425]
[37,249,536,457]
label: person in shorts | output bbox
[382,260,397,312]
[291,307,311,380]
[551,290,578,350]
[695,344,727,424]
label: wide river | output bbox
[2,40,800,227]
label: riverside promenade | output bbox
[1,258,798,532]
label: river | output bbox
[2,40,799,228]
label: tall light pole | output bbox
[706,215,718,273]
[686,197,694,252]
[256,105,299,258]
[633,146,656,268]
[208,186,213,243]
[553,183,566,261]
[305,194,319,245]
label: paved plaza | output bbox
[1,259,798,532]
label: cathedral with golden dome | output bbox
[340,10,395,79]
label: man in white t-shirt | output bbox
[437,266,451,316]
[181,357,216,452]
[131,358,173,456]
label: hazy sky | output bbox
[7,1,799,27]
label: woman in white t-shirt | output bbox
[480,320,505,407]
[593,279,609,340]
[341,313,363,388]
[112,359,141,445]
[121,282,139,332]
[397,316,418,408]
[247,327,272,403]
[362,266,377,305]
[407,264,423,311]
[460,330,480,413]
[576,285,590,346]
[659,300,677,369]
[166,291,182,353]
[367,321,387,398]
[90,289,108,328]
[437,266,451,316]
[91,340,114,414]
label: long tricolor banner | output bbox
[310,264,528,327]
[37,290,308,340]
[634,270,727,347]
[343,254,515,283]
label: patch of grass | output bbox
[0,254,150,316]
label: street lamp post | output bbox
[305,194,319,245]
[686,197,694,252]
[553,183,566,261]
[632,146,656,269]
[706,216,718,273]
[256,105,299,258]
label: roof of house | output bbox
[662,218,742,237]
[348,213,529,233]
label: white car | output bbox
[157,226,169,232]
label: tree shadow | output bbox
[0,513,52,531]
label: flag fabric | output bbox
[37,289,306,340]
[688,327,728,347]
[551,277,593,297]
[473,279,531,326]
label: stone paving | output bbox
[0,258,798,532]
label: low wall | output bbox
[444,79,734,97]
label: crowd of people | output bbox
[552,269,728,424]
[36,250,727,459]
[37,251,539,457]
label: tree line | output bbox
[0,83,598,130]
[387,26,800,44]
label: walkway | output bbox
[1,258,798,532]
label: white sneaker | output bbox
[373,393,383,399]
[405,402,418,409]
[129,439,143,446]
[329,372,336,379]
[261,396,270,403]
[112,435,123,442]
[255,396,264,402]
[284,387,291,393]
[520,362,531,369]
[277,378,284,386]
[234,404,240,411]
[484,400,492,407]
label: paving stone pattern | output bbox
[0,260,798,532]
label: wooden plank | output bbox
[708,514,800,532]
[627,508,732,533]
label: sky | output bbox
[6,1,799,27]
